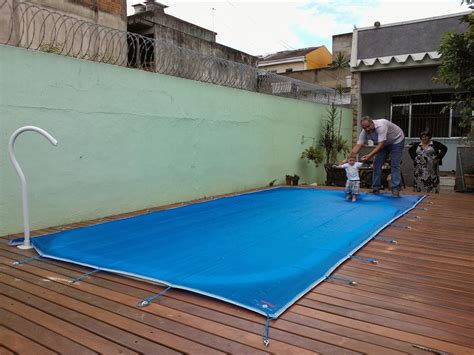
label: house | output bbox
[269,36,352,104]
[258,46,332,74]
[350,12,471,172]
[127,0,257,66]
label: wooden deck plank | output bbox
[0,284,175,355]
[0,308,97,355]
[317,283,474,327]
[1,188,473,354]
[0,255,269,355]
[0,252,324,354]
[0,325,57,355]
[292,305,473,355]
[302,293,474,341]
[0,266,222,355]
[0,345,16,355]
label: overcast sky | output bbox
[126,0,470,56]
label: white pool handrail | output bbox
[8,126,58,249]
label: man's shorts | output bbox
[345,180,360,195]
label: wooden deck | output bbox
[1,189,473,354]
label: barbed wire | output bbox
[0,1,347,105]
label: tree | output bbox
[434,8,473,140]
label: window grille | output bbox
[390,93,469,138]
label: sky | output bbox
[126,0,470,56]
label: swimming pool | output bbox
[28,187,424,318]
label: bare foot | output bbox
[352,196,356,202]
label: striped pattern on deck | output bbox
[1,188,473,354]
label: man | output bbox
[348,116,405,197]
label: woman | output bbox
[408,131,448,193]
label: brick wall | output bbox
[97,0,125,17]
[68,0,125,18]
[350,72,359,145]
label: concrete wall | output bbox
[282,67,351,90]
[357,13,467,59]
[360,67,451,94]
[131,10,216,42]
[0,45,352,236]
[332,33,352,61]
[361,93,391,119]
[127,9,257,67]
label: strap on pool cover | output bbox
[137,286,172,307]
[70,269,101,283]
[351,255,378,264]
[262,313,275,347]
[326,275,357,286]
[13,255,42,265]
[374,236,397,244]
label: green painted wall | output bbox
[0,45,352,235]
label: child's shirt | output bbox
[341,162,363,180]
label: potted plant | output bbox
[285,175,293,185]
[292,174,300,186]
[301,146,324,167]
[320,104,350,186]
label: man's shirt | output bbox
[357,119,405,145]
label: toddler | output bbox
[333,157,363,202]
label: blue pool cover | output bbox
[31,187,424,318]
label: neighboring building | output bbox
[127,0,257,66]
[0,0,128,62]
[350,12,471,172]
[258,46,332,74]
[332,32,352,62]
[26,0,126,30]
[266,37,352,104]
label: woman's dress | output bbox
[413,144,440,193]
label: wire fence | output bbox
[0,1,346,105]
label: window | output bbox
[390,93,465,138]
[285,68,293,73]
[391,105,409,135]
